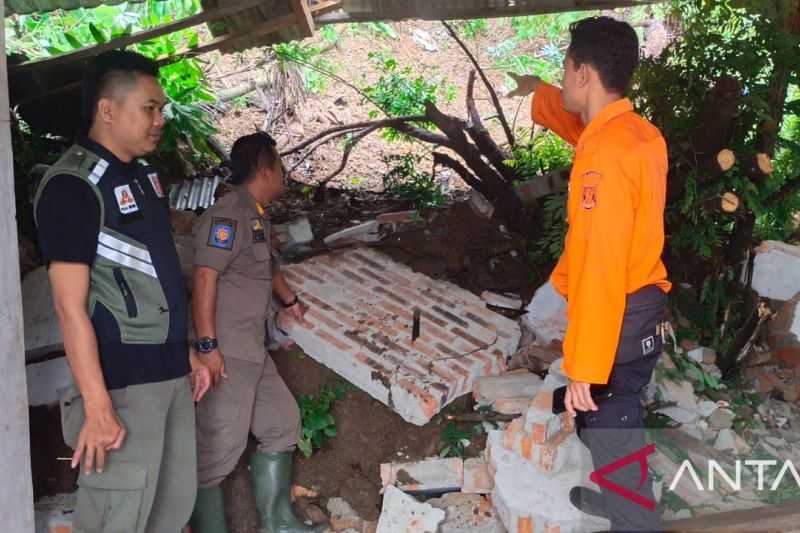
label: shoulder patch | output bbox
[208,217,237,250]
[251,218,266,243]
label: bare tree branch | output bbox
[281,116,426,156]
[465,71,516,183]
[442,20,516,149]
[318,124,384,185]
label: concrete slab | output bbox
[428,493,505,533]
[521,281,566,347]
[376,486,445,533]
[22,267,63,361]
[473,372,543,403]
[280,248,522,425]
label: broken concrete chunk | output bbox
[480,291,521,310]
[324,220,381,247]
[521,281,567,347]
[708,408,736,430]
[469,190,495,219]
[22,267,63,360]
[714,429,751,454]
[427,493,504,533]
[376,486,445,533]
[688,346,717,365]
[473,372,543,403]
[490,397,531,415]
[380,457,463,494]
[462,458,494,494]
[697,400,720,418]
[749,241,800,301]
[273,217,314,249]
[656,406,699,425]
[767,292,800,367]
[658,379,698,411]
[281,248,521,425]
[327,497,364,531]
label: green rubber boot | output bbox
[250,452,327,533]
[190,485,229,533]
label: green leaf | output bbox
[89,23,107,44]
[45,46,66,56]
[188,32,199,49]
[298,438,313,458]
[64,32,83,50]
[323,426,337,438]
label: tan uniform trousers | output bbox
[60,376,197,533]
[196,353,301,488]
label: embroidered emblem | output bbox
[251,218,266,243]
[581,184,598,211]
[208,218,237,250]
[114,185,139,214]
[148,173,165,198]
[642,335,655,356]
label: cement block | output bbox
[281,248,522,425]
[22,267,63,360]
[380,457,463,493]
[463,458,493,494]
[480,291,522,310]
[749,241,800,301]
[376,486,445,533]
[521,282,566,346]
[274,217,314,251]
[473,372,543,403]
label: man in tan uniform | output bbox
[189,132,324,533]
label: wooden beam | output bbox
[9,0,265,74]
[665,501,800,532]
[291,0,315,37]
[161,1,341,63]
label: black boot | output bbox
[570,486,610,519]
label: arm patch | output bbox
[208,217,237,250]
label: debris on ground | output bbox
[376,486,445,533]
[380,457,464,494]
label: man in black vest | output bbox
[35,50,210,533]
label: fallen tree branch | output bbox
[442,20,515,149]
[280,116,426,155]
[317,124,383,185]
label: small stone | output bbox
[304,504,329,525]
[765,436,787,448]
[708,408,736,430]
[697,400,719,418]
[658,379,698,411]
[688,347,717,365]
[657,406,698,425]
[714,429,736,452]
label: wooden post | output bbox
[0,2,35,531]
[291,0,315,37]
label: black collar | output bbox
[77,137,139,174]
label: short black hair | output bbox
[567,17,639,95]
[229,132,279,185]
[81,50,160,132]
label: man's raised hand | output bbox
[506,72,541,98]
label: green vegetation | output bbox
[273,40,336,95]
[297,383,347,458]
[382,154,445,209]
[439,421,473,458]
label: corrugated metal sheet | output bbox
[168,175,222,210]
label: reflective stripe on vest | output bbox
[88,159,109,185]
[96,231,157,278]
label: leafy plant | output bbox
[347,21,399,40]
[273,40,335,95]
[383,153,445,209]
[455,18,489,39]
[439,422,472,458]
[363,52,455,141]
[297,383,347,458]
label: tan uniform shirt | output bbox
[193,186,277,363]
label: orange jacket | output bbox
[531,82,671,384]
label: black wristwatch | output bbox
[193,337,218,354]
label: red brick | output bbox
[518,516,533,533]
[314,329,352,352]
[292,265,325,284]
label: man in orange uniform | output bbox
[509,17,669,531]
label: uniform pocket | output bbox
[113,268,138,318]
[74,461,147,533]
[58,384,83,450]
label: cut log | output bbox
[739,152,773,180]
[702,191,741,214]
